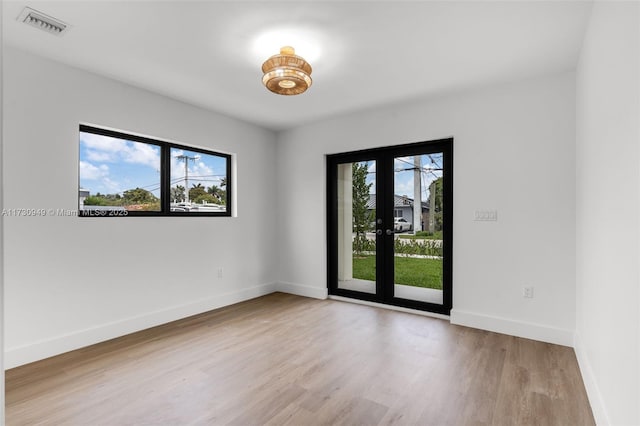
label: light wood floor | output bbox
[6,293,594,425]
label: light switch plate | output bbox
[474,209,498,221]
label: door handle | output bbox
[376,229,383,236]
[386,229,393,235]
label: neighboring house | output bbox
[366,194,430,232]
[78,189,90,209]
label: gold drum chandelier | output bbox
[261,46,312,95]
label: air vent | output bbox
[17,7,69,36]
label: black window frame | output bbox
[78,124,232,217]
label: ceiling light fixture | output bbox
[261,46,312,96]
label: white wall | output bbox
[0,1,5,422]
[3,47,279,368]
[575,2,640,425]
[277,72,577,345]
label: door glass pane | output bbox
[393,154,444,304]
[337,161,377,294]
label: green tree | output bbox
[430,177,443,231]
[189,183,204,199]
[122,188,158,205]
[219,190,227,205]
[207,185,221,199]
[83,195,107,206]
[189,183,216,204]
[207,185,226,205]
[171,185,185,202]
[352,162,373,254]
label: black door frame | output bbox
[326,138,453,315]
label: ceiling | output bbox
[3,1,593,131]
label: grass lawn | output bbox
[352,255,442,290]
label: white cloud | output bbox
[194,160,214,176]
[122,141,160,168]
[394,156,413,170]
[79,161,109,180]
[170,155,185,181]
[101,177,122,194]
[80,132,160,169]
[170,153,222,189]
[395,178,413,196]
[85,150,115,162]
[80,132,129,153]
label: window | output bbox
[394,209,403,218]
[78,125,231,217]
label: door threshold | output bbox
[328,295,450,321]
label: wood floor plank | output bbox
[5,293,595,425]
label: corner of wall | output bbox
[573,332,610,425]
[276,282,328,300]
[450,309,574,347]
[574,2,640,424]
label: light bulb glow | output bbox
[278,80,296,89]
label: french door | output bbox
[327,139,452,315]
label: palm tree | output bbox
[171,185,185,202]
[207,185,222,201]
[189,183,207,203]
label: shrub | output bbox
[394,238,442,257]
[353,237,376,254]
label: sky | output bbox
[169,147,227,194]
[363,153,443,201]
[79,131,227,198]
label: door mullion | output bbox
[380,155,395,302]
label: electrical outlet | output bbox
[217,267,223,278]
[523,286,534,298]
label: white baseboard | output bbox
[450,309,574,347]
[276,281,328,299]
[574,332,609,426]
[5,282,278,369]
